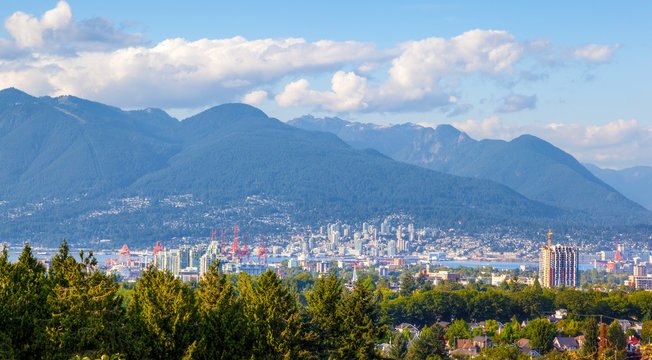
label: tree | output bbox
[46,247,125,359]
[0,243,51,359]
[606,320,627,352]
[195,261,249,360]
[127,266,198,360]
[484,320,499,337]
[335,280,386,359]
[240,270,312,359]
[476,344,523,360]
[581,317,599,359]
[405,324,447,360]
[524,318,556,354]
[400,273,416,297]
[389,331,409,360]
[496,316,521,344]
[641,320,652,342]
[307,268,344,358]
[447,320,471,348]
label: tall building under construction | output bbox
[539,230,579,288]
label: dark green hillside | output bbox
[133,104,559,225]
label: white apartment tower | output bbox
[539,230,579,288]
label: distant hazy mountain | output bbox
[585,164,652,210]
[288,115,649,219]
[0,88,592,245]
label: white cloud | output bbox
[3,1,144,54]
[242,90,268,105]
[449,117,652,168]
[0,2,622,114]
[572,44,621,63]
[275,71,369,112]
[5,1,72,48]
[496,94,537,112]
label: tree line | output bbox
[0,241,392,360]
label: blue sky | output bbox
[0,1,650,168]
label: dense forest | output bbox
[1,241,652,359]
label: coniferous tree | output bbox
[127,266,198,360]
[46,247,125,359]
[400,273,416,297]
[240,270,312,359]
[0,243,51,359]
[389,331,408,360]
[195,261,249,360]
[582,317,599,359]
[607,320,627,352]
[405,324,447,360]
[307,268,344,358]
[335,280,386,359]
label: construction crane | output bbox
[257,234,266,265]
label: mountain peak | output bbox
[189,103,268,121]
[0,87,37,104]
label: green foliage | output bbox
[0,243,51,359]
[195,261,249,360]
[400,273,416,297]
[240,270,312,359]
[405,324,447,360]
[307,269,345,358]
[523,318,557,354]
[496,316,522,344]
[641,320,652,342]
[475,344,525,359]
[127,266,198,360]
[582,317,599,359]
[389,332,409,360]
[606,320,627,352]
[335,280,386,359]
[447,320,471,348]
[46,246,125,359]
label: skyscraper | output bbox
[539,230,579,288]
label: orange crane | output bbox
[258,233,268,265]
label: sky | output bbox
[0,1,650,169]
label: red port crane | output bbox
[153,241,164,257]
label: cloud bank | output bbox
[0,2,619,113]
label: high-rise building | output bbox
[539,230,579,288]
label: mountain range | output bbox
[0,88,649,246]
[585,164,652,211]
[288,115,650,219]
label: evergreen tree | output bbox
[497,316,521,344]
[240,270,312,359]
[0,243,51,359]
[582,317,599,359]
[127,266,198,360]
[641,320,652,342]
[195,261,249,360]
[389,331,408,360]
[400,272,416,297]
[335,280,386,359]
[606,320,627,352]
[405,324,447,360]
[46,248,125,359]
[307,268,344,358]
